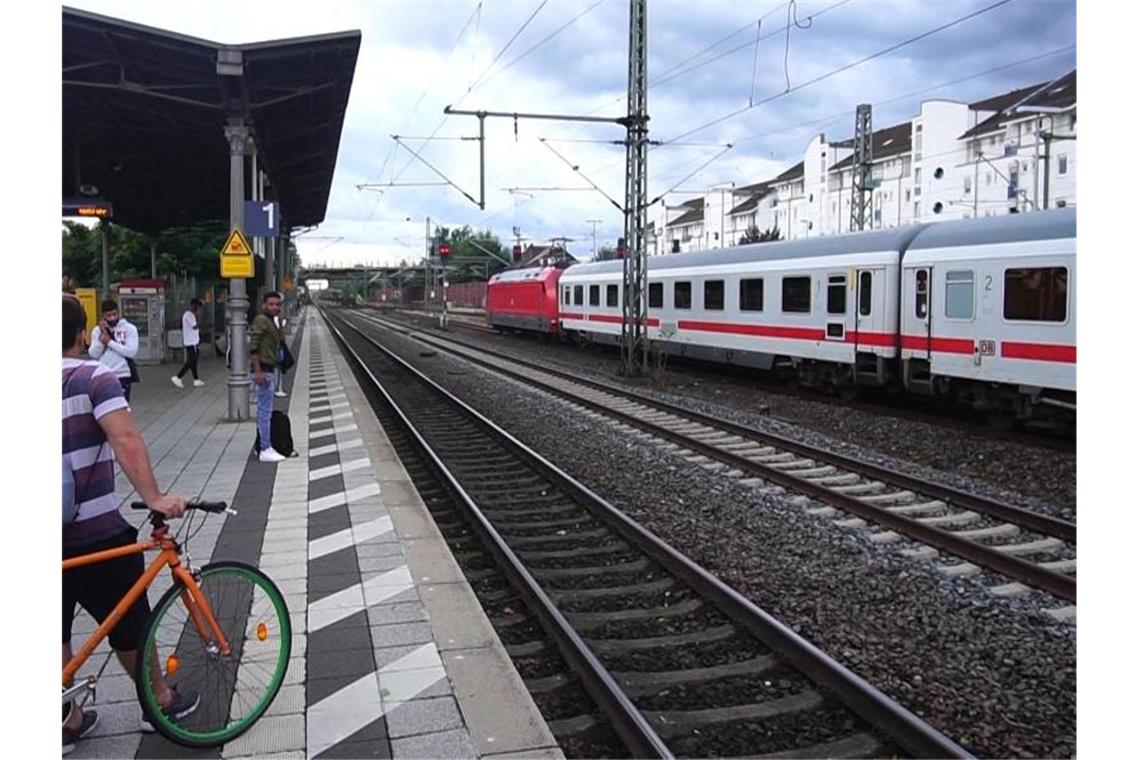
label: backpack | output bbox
[255,410,295,457]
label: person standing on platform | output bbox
[273,312,288,399]
[88,299,139,404]
[171,298,204,388]
[249,291,285,462]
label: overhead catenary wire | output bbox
[661,0,1017,146]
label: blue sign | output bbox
[244,201,280,237]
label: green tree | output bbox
[62,219,231,287]
[433,226,508,281]
[738,224,782,245]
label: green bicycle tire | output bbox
[136,561,292,748]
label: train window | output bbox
[915,270,928,319]
[945,270,975,320]
[703,280,724,310]
[674,281,692,309]
[606,284,618,307]
[563,287,570,305]
[589,285,600,306]
[782,277,811,313]
[573,285,583,306]
[740,278,764,311]
[649,282,663,308]
[827,275,846,315]
[859,271,872,316]
[1003,267,1067,322]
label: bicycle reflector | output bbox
[257,622,268,642]
[166,655,180,677]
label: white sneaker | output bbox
[193,379,206,387]
[258,448,286,463]
[274,390,288,398]
[171,376,184,389]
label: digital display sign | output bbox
[62,200,113,219]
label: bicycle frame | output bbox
[62,525,233,691]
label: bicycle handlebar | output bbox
[130,500,229,514]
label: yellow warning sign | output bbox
[220,253,253,278]
[221,229,253,256]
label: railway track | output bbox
[323,308,968,759]
[346,309,1077,621]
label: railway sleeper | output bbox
[886,500,947,516]
[481,503,582,520]
[747,451,797,464]
[768,458,820,472]
[527,559,651,580]
[563,598,704,629]
[613,654,779,696]
[1039,558,1078,573]
[953,523,1021,540]
[991,537,1065,556]
[646,690,825,740]
[545,578,677,603]
[916,511,982,528]
[504,640,551,658]
[587,624,737,655]
[809,473,861,487]
[545,713,604,739]
[523,672,572,694]
[829,481,887,496]
[765,732,887,759]
[491,515,600,531]
[508,532,620,549]
[789,465,837,478]
[857,490,915,506]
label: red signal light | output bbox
[439,244,451,257]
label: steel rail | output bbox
[328,309,971,759]
[322,311,672,759]
[350,310,1076,603]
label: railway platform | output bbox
[67,307,560,760]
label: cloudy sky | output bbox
[65,0,1076,267]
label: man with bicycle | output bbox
[62,296,198,753]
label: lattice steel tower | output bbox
[850,103,873,232]
[620,0,650,376]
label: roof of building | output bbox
[63,7,361,233]
[830,121,913,171]
[666,198,704,228]
[773,161,805,183]
[959,69,1076,139]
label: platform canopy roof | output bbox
[63,7,361,234]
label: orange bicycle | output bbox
[62,501,291,747]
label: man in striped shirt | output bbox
[62,296,196,753]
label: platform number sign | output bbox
[243,201,280,237]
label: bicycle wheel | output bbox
[136,561,292,747]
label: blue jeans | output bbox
[254,371,276,451]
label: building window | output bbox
[649,282,663,308]
[986,172,992,186]
[740,278,764,311]
[589,285,600,306]
[915,167,922,184]
[782,276,811,313]
[964,176,972,194]
[1004,267,1068,322]
[826,275,846,315]
[859,271,872,316]
[905,189,911,202]
[573,285,583,306]
[1058,154,1068,175]
[914,201,921,218]
[945,270,975,320]
[915,270,928,319]
[606,284,618,307]
[703,280,724,310]
[674,281,692,309]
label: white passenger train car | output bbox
[560,227,926,389]
[900,209,1075,422]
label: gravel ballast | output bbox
[357,315,1076,758]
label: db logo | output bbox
[978,340,996,357]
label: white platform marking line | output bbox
[308,457,371,482]
[308,482,381,514]
[309,410,354,424]
[361,565,415,607]
[308,516,394,561]
[304,643,446,757]
[308,423,359,442]
[308,438,364,458]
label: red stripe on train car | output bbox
[677,320,825,341]
[562,312,585,320]
[844,331,896,347]
[1001,341,1076,363]
[900,335,975,354]
[587,314,624,324]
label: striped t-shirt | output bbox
[63,358,131,550]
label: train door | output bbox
[824,273,847,341]
[852,269,874,352]
[911,266,933,358]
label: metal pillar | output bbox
[850,103,873,232]
[620,0,650,376]
[1041,132,1052,210]
[224,120,251,421]
[100,220,110,296]
[150,240,157,279]
[587,219,601,258]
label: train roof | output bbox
[563,225,928,277]
[488,266,560,283]
[908,207,1075,251]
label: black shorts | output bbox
[63,528,150,651]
